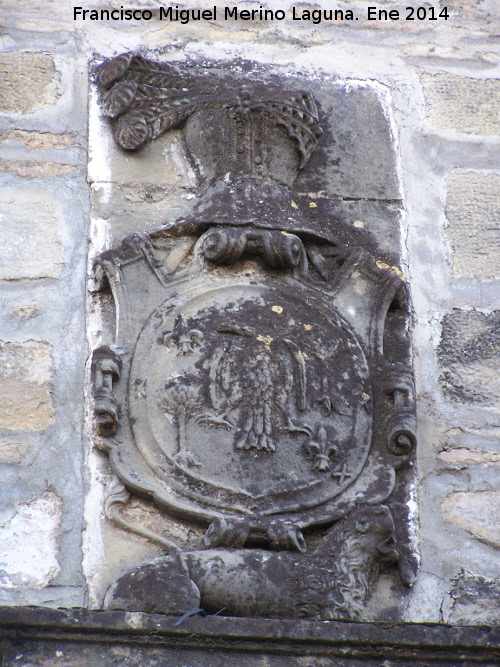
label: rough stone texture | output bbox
[447,570,500,625]
[445,172,500,280]
[0,52,59,113]
[0,492,61,590]
[441,491,500,548]
[104,558,200,615]
[0,185,66,280]
[9,301,41,322]
[295,83,401,200]
[421,74,500,135]
[0,340,54,430]
[0,159,75,178]
[438,309,500,406]
[1,608,500,667]
[438,448,500,466]
[0,440,26,464]
[0,130,76,149]
[0,0,498,628]
[0,16,90,612]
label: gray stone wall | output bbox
[0,0,499,623]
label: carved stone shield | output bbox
[92,53,418,617]
[94,222,411,532]
[132,271,371,512]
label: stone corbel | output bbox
[91,346,122,436]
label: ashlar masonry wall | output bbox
[0,0,498,623]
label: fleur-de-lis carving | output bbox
[307,425,337,472]
[158,313,203,355]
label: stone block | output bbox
[0,440,26,464]
[421,74,500,135]
[441,491,500,548]
[0,340,54,430]
[0,185,65,280]
[0,53,59,114]
[447,570,500,625]
[438,449,500,466]
[0,159,75,178]
[438,309,500,406]
[0,129,75,150]
[445,172,500,280]
[1,607,499,665]
[0,492,61,590]
[295,83,401,200]
[88,128,196,189]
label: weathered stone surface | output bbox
[0,440,26,464]
[89,181,197,246]
[295,83,401,200]
[0,0,497,625]
[439,448,500,466]
[438,309,500,406]
[0,129,75,149]
[445,172,500,280]
[447,570,500,625]
[0,340,54,430]
[9,301,41,322]
[0,53,59,113]
[441,491,500,547]
[88,129,196,190]
[104,557,200,615]
[1,607,500,667]
[0,159,75,178]
[0,185,65,280]
[91,53,417,624]
[421,74,500,135]
[0,493,61,590]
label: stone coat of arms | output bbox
[92,53,418,620]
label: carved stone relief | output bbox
[92,53,418,620]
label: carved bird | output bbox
[198,323,308,452]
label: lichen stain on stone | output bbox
[257,334,273,347]
[375,260,404,279]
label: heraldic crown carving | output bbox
[92,53,418,621]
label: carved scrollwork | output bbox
[201,226,307,271]
[383,365,417,457]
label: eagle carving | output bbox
[199,322,309,453]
